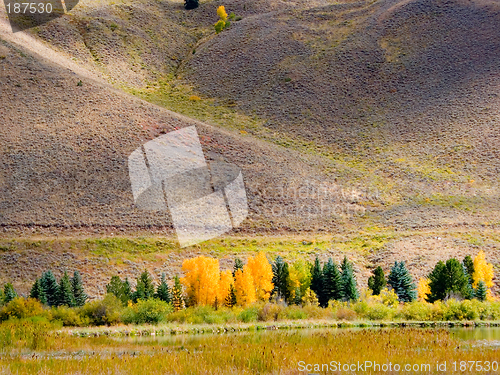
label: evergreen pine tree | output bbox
[122,278,132,303]
[30,278,47,305]
[40,270,59,307]
[475,280,487,301]
[3,283,18,304]
[156,273,171,303]
[461,264,475,300]
[57,271,75,307]
[294,286,302,305]
[463,255,474,280]
[322,258,342,306]
[427,259,471,302]
[225,284,237,307]
[233,258,244,277]
[184,0,199,10]
[133,270,155,302]
[310,257,324,305]
[368,266,386,295]
[427,261,447,302]
[172,275,184,311]
[340,256,358,302]
[271,256,290,303]
[71,271,88,307]
[387,261,416,302]
[0,288,3,305]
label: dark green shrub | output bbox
[123,299,173,325]
[80,294,123,326]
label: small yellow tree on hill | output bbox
[214,6,231,33]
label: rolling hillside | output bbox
[1,0,500,296]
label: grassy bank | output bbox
[1,322,499,374]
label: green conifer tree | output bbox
[387,261,416,302]
[368,266,386,295]
[41,270,59,307]
[322,258,342,306]
[184,0,199,10]
[475,280,487,301]
[3,283,18,304]
[122,278,132,303]
[233,258,244,277]
[57,271,75,307]
[340,256,358,302]
[461,264,475,300]
[310,257,324,305]
[463,255,474,280]
[156,273,171,303]
[71,271,88,307]
[427,259,470,302]
[224,284,237,307]
[133,270,155,302]
[272,256,290,303]
[30,278,47,305]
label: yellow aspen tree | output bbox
[417,278,431,302]
[472,250,494,288]
[217,269,234,306]
[473,250,495,300]
[217,5,228,21]
[234,266,256,306]
[181,256,220,306]
[247,252,274,301]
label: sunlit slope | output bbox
[0,38,355,232]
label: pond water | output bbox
[111,326,500,345]
[450,326,500,341]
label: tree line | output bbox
[0,251,495,310]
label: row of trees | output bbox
[105,272,184,311]
[4,251,495,311]
[418,251,494,302]
[29,271,87,308]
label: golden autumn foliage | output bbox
[246,252,274,301]
[181,256,220,306]
[217,5,228,21]
[234,266,256,307]
[217,269,234,306]
[417,278,431,302]
[472,250,494,289]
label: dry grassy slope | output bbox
[0,37,366,232]
[181,0,500,225]
[23,0,500,230]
